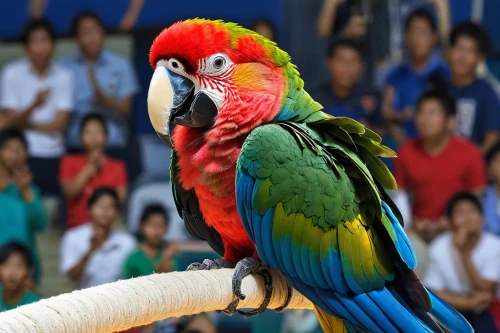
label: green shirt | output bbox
[0,183,48,282]
[123,247,178,279]
[0,285,41,312]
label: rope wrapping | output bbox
[0,269,313,333]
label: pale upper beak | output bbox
[147,65,194,148]
[147,64,219,149]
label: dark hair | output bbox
[326,37,364,59]
[87,187,120,210]
[249,19,277,42]
[486,142,500,167]
[0,242,34,269]
[79,113,108,135]
[446,192,483,219]
[71,11,105,36]
[140,204,169,226]
[450,21,490,54]
[416,89,456,117]
[21,18,56,45]
[404,8,437,33]
[0,129,28,150]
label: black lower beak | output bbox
[173,91,218,128]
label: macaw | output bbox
[147,19,472,333]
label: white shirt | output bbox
[59,223,136,289]
[0,59,74,158]
[424,232,500,297]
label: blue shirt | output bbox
[311,82,382,126]
[483,185,500,237]
[386,56,450,138]
[60,50,139,149]
[450,79,500,145]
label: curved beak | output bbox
[147,65,194,148]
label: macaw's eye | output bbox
[213,56,225,69]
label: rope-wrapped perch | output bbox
[0,268,313,333]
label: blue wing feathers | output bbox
[428,289,473,333]
[235,124,472,333]
[381,202,417,269]
[260,209,282,270]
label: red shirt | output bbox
[394,136,486,220]
[60,154,128,228]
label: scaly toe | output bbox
[222,298,240,316]
[186,262,207,271]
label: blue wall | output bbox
[0,0,283,40]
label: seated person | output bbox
[484,143,500,237]
[449,22,500,153]
[60,113,127,228]
[0,242,40,311]
[123,204,178,279]
[0,130,47,283]
[383,9,449,145]
[59,187,135,288]
[424,192,500,331]
[0,19,73,197]
[311,38,381,131]
[394,90,486,276]
[61,11,139,160]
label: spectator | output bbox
[0,243,40,311]
[317,0,357,39]
[311,38,382,131]
[249,19,277,42]
[0,130,47,283]
[382,9,449,146]
[484,143,500,237]
[424,192,500,331]
[123,204,178,279]
[59,187,135,289]
[60,113,128,229]
[61,11,139,162]
[0,18,74,197]
[448,22,500,153]
[394,90,487,276]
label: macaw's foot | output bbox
[274,284,292,313]
[222,257,273,317]
[186,258,235,271]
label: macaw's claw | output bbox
[274,284,293,313]
[186,258,235,271]
[222,257,273,317]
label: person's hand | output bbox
[13,164,33,192]
[470,291,493,314]
[453,227,469,252]
[89,151,105,171]
[399,107,414,121]
[87,67,103,100]
[90,228,107,252]
[454,227,479,255]
[163,242,179,259]
[32,88,51,109]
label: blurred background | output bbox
[0,0,500,332]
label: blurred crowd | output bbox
[0,0,499,332]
